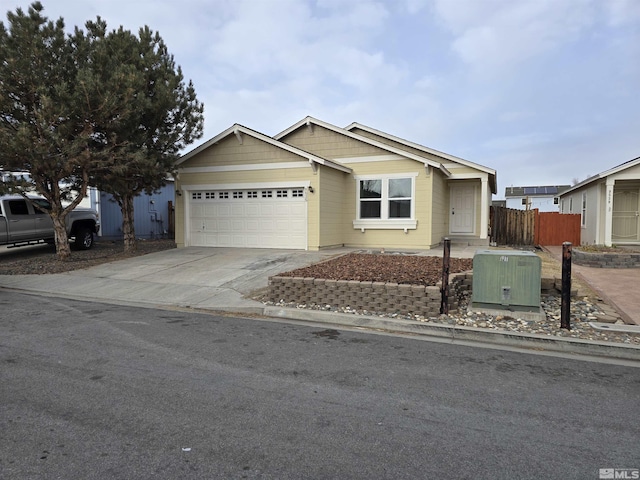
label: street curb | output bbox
[3,285,639,363]
[263,306,640,362]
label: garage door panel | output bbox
[189,189,307,249]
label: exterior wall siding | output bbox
[317,167,348,248]
[182,135,304,168]
[348,128,445,164]
[430,170,448,245]
[341,160,432,249]
[281,125,386,159]
[98,184,174,240]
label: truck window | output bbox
[8,200,29,215]
[31,198,51,214]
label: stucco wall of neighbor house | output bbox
[561,182,602,245]
[281,125,387,159]
[584,184,600,244]
[505,196,559,212]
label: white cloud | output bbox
[433,0,597,73]
[1,0,638,198]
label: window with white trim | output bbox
[219,191,229,199]
[233,191,243,199]
[276,190,288,198]
[358,177,412,219]
[247,191,258,198]
[192,192,202,200]
[262,190,273,198]
[581,193,587,227]
[292,189,304,198]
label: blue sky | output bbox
[2,0,638,198]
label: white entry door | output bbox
[188,188,307,249]
[450,185,475,234]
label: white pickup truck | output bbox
[0,195,100,250]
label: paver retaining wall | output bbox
[269,273,568,317]
[268,273,472,317]
[573,250,640,268]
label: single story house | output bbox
[174,117,497,251]
[504,185,570,212]
[558,157,640,246]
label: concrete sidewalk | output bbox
[544,246,640,326]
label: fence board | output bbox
[535,211,581,246]
[490,206,535,245]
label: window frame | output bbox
[353,173,418,231]
[581,192,587,227]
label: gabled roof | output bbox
[345,121,497,193]
[275,116,451,177]
[559,156,640,197]
[176,123,352,173]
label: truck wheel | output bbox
[73,228,94,250]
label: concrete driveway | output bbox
[0,247,353,312]
[0,245,478,313]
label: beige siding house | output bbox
[559,157,640,246]
[174,117,497,251]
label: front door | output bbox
[450,185,475,234]
[612,189,640,243]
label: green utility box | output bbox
[471,249,541,310]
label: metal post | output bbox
[440,238,451,315]
[561,242,572,330]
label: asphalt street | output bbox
[1,291,638,479]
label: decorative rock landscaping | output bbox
[266,292,640,345]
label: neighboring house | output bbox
[504,185,570,212]
[558,157,640,246]
[174,116,497,250]
[94,182,175,240]
[1,171,175,240]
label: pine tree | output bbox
[88,24,203,253]
[0,2,97,259]
[0,3,204,257]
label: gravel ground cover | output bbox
[277,253,473,286]
[269,252,640,346]
[0,239,176,275]
[2,241,637,345]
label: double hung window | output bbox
[354,174,417,230]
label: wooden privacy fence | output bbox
[490,206,581,246]
[534,211,581,246]
[490,206,535,245]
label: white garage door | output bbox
[189,188,307,249]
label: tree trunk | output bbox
[51,214,71,260]
[121,194,137,253]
